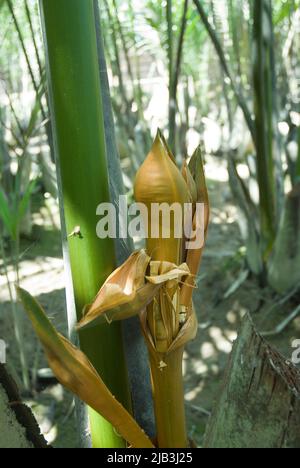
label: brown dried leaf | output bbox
[17,286,154,449]
[180,147,210,307]
[146,261,190,285]
[77,250,154,329]
[188,146,210,233]
[140,303,198,360]
[167,306,198,354]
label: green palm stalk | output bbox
[39,0,131,448]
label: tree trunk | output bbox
[0,364,48,449]
[204,314,300,448]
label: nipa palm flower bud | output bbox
[17,129,210,450]
[134,130,189,265]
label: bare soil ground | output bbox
[1,158,299,448]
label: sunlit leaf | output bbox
[274,1,292,25]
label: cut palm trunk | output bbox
[39,0,131,448]
[0,364,48,449]
[204,314,300,448]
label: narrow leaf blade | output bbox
[0,187,14,238]
[17,180,36,225]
